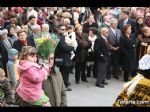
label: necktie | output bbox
[104,37,110,49]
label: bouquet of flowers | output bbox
[35,34,59,62]
[0,88,4,102]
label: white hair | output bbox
[100,27,108,34]
[103,16,109,21]
[42,24,49,30]
[110,18,118,25]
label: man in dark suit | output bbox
[107,18,122,80]
[94,27,110,88]
[118,10,136,36]
[55,24,74,91]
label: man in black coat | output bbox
[55,24,74,91]
[83,14,98,34]
[118,10,136,36]
[94,27,110,88]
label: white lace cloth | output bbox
[123,74,144,97]
[139,54,150,70]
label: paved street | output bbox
[67,73,125,106]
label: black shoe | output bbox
[82,79,88,82]
[106,77,111,80]
[68,82,71,86]
[95,84,104,88]
[124,79,129,82]
[66,87,72,91]
[113,75,119,79]
[93,76,97,79]
[102,82,108,85]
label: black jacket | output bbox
[75,33,92,63]
[120,34,137,71]
[94,34,109,62]
[0,39,12,75]
[118,18,136,36]
[83,22,99,34]
[55,34,74,67]
[12,36,36,52]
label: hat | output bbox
[0,29,8,35]
[145,13,150,17]
[8,48,18,60]
[139,54,150,70]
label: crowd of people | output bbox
[0,7,150,107]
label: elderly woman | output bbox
[120,24,137,82]
[41,24,51,39]
[12,29,36,52]
[113,46,150,107]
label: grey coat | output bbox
[107,28,122,48]
[42,66,67,107]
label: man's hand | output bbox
[141,42,148,46]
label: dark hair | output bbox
[49,14,55,20]
[7,25,15,37]
[28,15,36,21]
[89,27,98,35]
[19,46,38,60]
[66,25,74,30]
[87,14,94,19]
[123,24,131,33]
[136,16,144,24]
[57,24,65,29]
[122,10,130,15]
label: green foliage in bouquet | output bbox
[36,34,59,60]
[0,88,4,101]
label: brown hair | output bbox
[123,24,131,33]
[142,26,150,33]
[17,29,27,37]
[72,7,80,13]
[74,23,83,32]
[19,46,38,60]
[136,16,144,24]
[10,17,18,25]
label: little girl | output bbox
[16,46,51,106]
